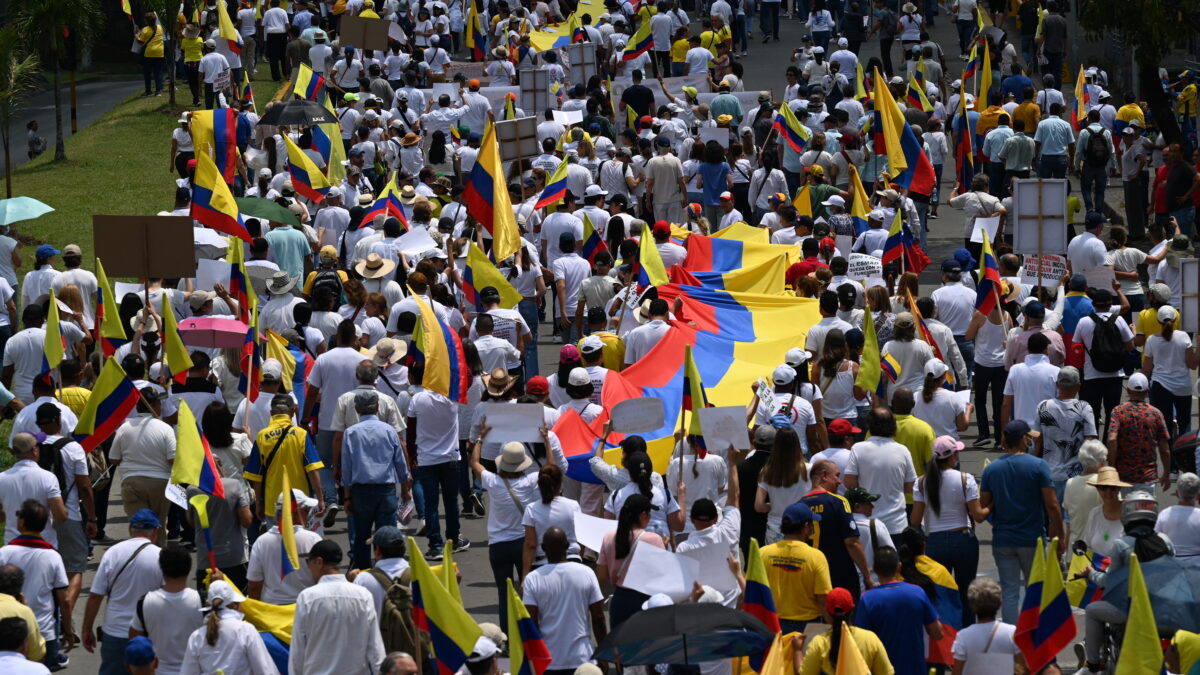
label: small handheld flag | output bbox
[744,538,779,672]
[464,243,522,312]
[1071,66,1089,130]
[974,229,1002,316]
[293,63,326,101]
[216,0,243,55]
[682,344,710,456]
[160,295,195,384]
[410,537,483,675]
[634,229,669,287]
[189,493,219,572]
[792,183,812,218]
[283,134,332,203]
[881,351,902,383]
[848,165,871,234]
[94,258,129,356]
[410,293,472,404]
[855,307,881,391]
[72,358,140,452]
[772,102,812,153]
[191,152,253,242]
[42,288,65,377]
[279,465,301,578]
[534,160,570,210]
[463,121,522,263]
[170,400,226,499]
[506,579,552,675]
[622,19,653,60]
[1115,554,1162,675]
[580,214,608,265]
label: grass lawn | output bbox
[6,78,287,279]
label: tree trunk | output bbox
[1140,57,1183,147]
[167,34,177,106]
[52,55,65,161]
[2,124,11,198]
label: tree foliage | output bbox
[0,27,42,197]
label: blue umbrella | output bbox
[0,197,54,226]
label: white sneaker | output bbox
[1075,666,1104,675]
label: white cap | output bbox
[785,348,812,367]
[567,367,591,387]
[1158,305,1178,323]
[720,191,734,200]
[837,37,848,47]
[468,636,499,662]
[258,167,273,178]
[641,593,674,610]
[276,488,318,512]
[820,195,845,208]
[1126,372,1150,392]
[951,78,962,88]
[772,364,795,385]
[580,335,605,353]
[326,186,343,199]
[811,46,825,54]
[206,580,247,607]
[584,184,608,197]
[261,358,284,381]
[923,359,948,378]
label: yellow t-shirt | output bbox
[671,38,689,63]
[760,539,832,621]
[359,8,381,18]
[182,36,204,63]
[799,625,894,675]
[57,386,92,417]
[139,25,165,58]
[578,332,625,371]
[1136,307,1182,338]
[302,268,350,295]
[245,415,325,517]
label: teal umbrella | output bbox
[0,197,54,226]
[234,197,300,227]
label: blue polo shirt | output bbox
[856,581,938,675]
[1061,292,1094,335]
[980,452,1053,548]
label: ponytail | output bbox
[205,598,224,646]
[1162,319,1175,341]
[537,464,562,505]
[922,373,938,403]
[923,457,944,515]
[828,609,848,669]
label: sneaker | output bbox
[323,503,340,528]
[470,494,486,517]
[426,546,444,561]
[415,523,429,538]
[55,652,69,665]
[453,537,471,553]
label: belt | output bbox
[351,483,396,488]
[932,526,972,533]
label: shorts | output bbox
[55,519,88,574]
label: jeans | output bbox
[733,14,748,52]
[932,163,944,207]
[415,461,460,549]
[1081,376,1123,433]
[811,30,830,52]
[955,19,975,54]
[879,38,894,76]
[1019,34,1035,65]
[315,430,338,504]
[973,363,1006,442]
[1080,164,1108,213]
[349,484,398,569]
[43,638,59,670]
[953,335,974,387]
[518,299,539,377]
[1123,178,1147,239]
[100,632,129,675]
[1084,599,1126,665]
[1150,381,1193,440]
[1037,155,1068,178]
[142,55,164,94]
[926,530,979,627]
[490,537,525,628]
[987,160,1006,199]
[1044,52,1064,89]
[761,1,780,38]
[994,545,1036,624]
[702,205,724,232]
[1170,205,1195,237]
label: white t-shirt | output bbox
[522,497,582,564]
[129,587,204,675]
[480,470,540,543]
[1072,309,1134,379]
[913,469,978,532]
[1155,505,1200,557]
[521,561,604,670]
[604,483,680,539]
[754,393,818,453]
[852,513,894,587]
[552,254,592,314]
[758,478,813,536]
[308,347,370,430]
[951,621,1019,675]
[0,461,62,545]
[845,437,917,533]
[1144,330,1194,396]
[92,538,164,635]
[666,453,728,512]
[246,526,322,604]
[2,327,46,402]
[0,545,67,640]
[911,387,968,439]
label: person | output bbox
[1063,440,1109,546]
[291,540,384,674]
[880,313,935,395]
[760,502,831,634]
[341,390,410,570]
[128,546,202,675]
[379,652,419,675]
[0,616,49,675]
[245,394,325,525]
[1156,472,1200,556]
[665,435,728,524]
[979,420,1063,623]
[755,424,811,543]
[910,437,986,627]
[246,489,322,604]
[951,578,1023,674]
[1001,331,1059,431]
[521,464,581,576]
[855,546,943,675]
[1073,288,1134,431]
[0,433,67,546]
[1082,467,1130,557]
[623,299,672,365]
[596,494,666,629]
[305,319,372,517]
[676,456,743,606]
[110,388,176,526]
[1032,366,1097,502]
[1106,372,1171,493]
[180,580,276,674]
[798,588,893,674]
[1141,305,1197,440]
[0,501,69,670]
[965,288,1009,446]
[912,360,970,439]
[844,407,916,536]
[754,365,822,453]
[801,460,873,598]
[81,509,164,675]
[1076,110,1117,214]
[521,527,607,673]
[603,450,682,539]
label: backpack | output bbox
[37,437,73,496]
[310,268,344,303]
[370,567,423,659]
[1086,312,1125,373]
[1084,126,1111,166]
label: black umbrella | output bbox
[256,99,336,127]
[593,604,774,666]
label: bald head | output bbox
[891,386,915,414]
[810,459,839,490]
[542,526,569,563]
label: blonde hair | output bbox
[205,598,224,646]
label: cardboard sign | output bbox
[480,403,545,443]
[611,398,665,434]
[339,16,392,51]
[1012,178,1068,255]
[495,116,539,163]
[847,252,882,281]
[94,216,197,279]
[969,215,1001,244]
[1083,265,1115,292]
[1019,254,1068,288]
[699,127,729,148]
[443,61,488,82]
[697,406,751,451]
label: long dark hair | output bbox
[760,427,807,486]
[615,493,652,559]
[921,372,942,403]
[897,526,937,601]
[921,454,954,516]
[429,130,448,165]
[537,464,562,504]
[827,607,853,669]
[820,329,847,379]
[703,140,725,164]
[202,403,235,449]
[623,450,655,500]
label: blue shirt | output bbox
[1061,292,1094,335]
[341,414,410,486]
[982,126,1014,162]
[698,162,732,206]
[856,581,938,675]
[979,452,1053,548]
[1033,116,1076,157]
[265,225,311,281]
[1000,74,1033,102]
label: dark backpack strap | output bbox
[260,425,295,483]
[109,541,155,595]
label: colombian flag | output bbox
[1014,538,1048,667]
[956,75,976,189]
[410,293,471,404]
[681,343,709,455]
[683,232,798,275]
[239,70,254,111]
[976,40,992,112]
[94,258,128,356]
[42,288,65,377]
[160,294,194,384]
[1116,554,1163,675]
[634,229,669,288]
[1015,539,1077,673]
[216,0,243,55]
[848,165,872,235]
[672,255,789,295]
[464,243,522,312]
[507,579,551,675]
[284,134,331,203]
[881,351,901,383]
[744,538,779,671]
[964,40,981,81]
[410,537,483,675]
[279,466,301,579]
[622,19,653,60]
[872,67,937,199]
[772,102,811,153]
[907,73,934,113]
[880,207,930,274]
[293,63,325,101]
[363,174,410,227]
[908,289,955,387]
[227,237,257,326]
[192,151,252,242]
[975,229,1002,315]
[191,109,239,184]
[170,400,226,499]
[855,307,881,392]
[854,60,870,104]
[534,160,569,210]
[463,121,522,263]
[239,305,262,403]
[1066,549,1109,609]
[72,358,140,452]
[580,214,608,265]
[792,183,812,218]
[1071,66,1089,130]
[466,1,486,61]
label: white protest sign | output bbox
[678,542,739,596]
[552,109,584,126]
[847,253,882,281]
[697,406,751,451]
[835,234,853,260]
[481,403,545,443]
[1182,258,1199,332]
[115,282,145,301]
[1083,265,1115,292]
[1019,254,1068,288]
[195,258,232,292]
[623,541,700,602]
[611,398,665,433]
[969,215,1001,244]
[573,512,616,553]
[164,483,188,509]
[953,389,972,408]
[699,127,729,148]
[431,82,459,100]
[396,228,439,256]
[755,377,774,408]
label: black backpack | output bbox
[1084,126,1111,166]
[310,268,343,303]
[37,437,73,496]
[1087,312,1125,373]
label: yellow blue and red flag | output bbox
[976,40,992,112]
[227,237,257,325]
[975,230,1002,315]
[1072,65,1089,129]
[216,0,243,55]
[622,19,653,60]
[239,305,262,403]
[410,293,471,404]
[682,343,710,455]
[363,174,410,228]
[507,579,552,675]
[744,538,779,671]
[881,351,902,383]
[534,159,570,210]
[855,307,880,391]
[634,228,669,288]
[160,294,194,384]
[464,243,521,312]
[72,358,140,452]
[580,214,608,265]
[410,537,483,675]
[682,232,798,274]
[854,60,870,105]
[191,109,239,184]
[881,207,930,273]
[872,67,937,198]
[772,102,811,153]
[1015,539,1077,673]
[1066,549,1110,609]
[171,400,226,498]
[964,39,982,81]
[956,75,976,188]
[848,164,871,235]
[1115,554,1162,675]
[189,493,219,572]
[93,258,128,356]
[284,134,331,203]
[463,121,522,263]
[908,288,956,388]
[42,288,65,377]
[293,63,325,101]
[907,73,934,113]
[192,152,252,242]
[792,183,812,218]
[467,1,486,61]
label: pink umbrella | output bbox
[177,317,250,349]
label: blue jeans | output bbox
[43,638,60,670]
[142,55,163,94]
[1080,164,1108,213]
[1038,155,1068,178]
[1019,35,1035,65]
[932,163,944,206]
[955,19,975,54]
[100,632,129,675]
[733,14,748,51]
[315,430,338,504]
[1151,381,1193,440]
[1043,52,1064,89]
[348,483,399,569]
[994,545,1036,624]
[518,299,540,378]
[415,461,460,549]
[1170,205,1195,237]
[761,1,780,38]
[926,530,979,627]
[953,335,974,387]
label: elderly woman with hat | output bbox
[1082,466,1132,556]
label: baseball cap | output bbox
[690,498,718,521]
[653,220,672,235]
[468,636,500,662]
[753,425,777,448]
[35,244,59,259]
[584,184,608,198]
[125,636,156,667]
[307,539,344,565]
[1002,420,1032,446]
[130,508,161,530]
[1126,372,1149,392]
[480,286,502,303]
[785,348,812,367]
[827,418,861,436]
[368,525,405,549]
[559,344,580,364]
[923,359,948,378]
[782,502,821,525]
[1056,365,1081,387]
[820,195,845,208]
[567,367,591,387]
[580,335,605,353]
[941,259,962,274]
[719,191,734,200]
[1085,211,1106,228]
[319,245,338,262]
[1023,300,1046,319]
[655,135,672,147]
[844,487,880,505]
[1069,273,1089,291]
[825,587,855,615]
[526,375,550,395]
[62,244,82,257]
[932,435,965,459]
[1158,306,1178,323]
[772,364,795,385]
[261,358,283,381]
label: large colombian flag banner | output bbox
[410,537,483,675]
[191,109,239,184]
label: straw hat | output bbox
[400,132,421,147]
[129,308,160,333]
[496,441,532,473]
[265,270,297,296]
[366,337,406,366]
[399,185,418,205]
[483,367,516,396]
[1087,467,1131,489]
[355,253,396,279]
